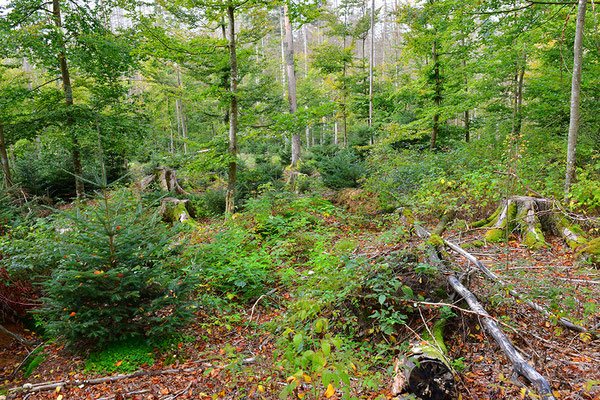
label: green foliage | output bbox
[278,320,357,400]
[85,337,154,373]
[193,226,273,300]
[22,348,47,378]
[39,188,196,350]
[318,149,366,189]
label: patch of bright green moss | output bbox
[523,228,547,250]
[485,228,505,242]
[427,234,444,247]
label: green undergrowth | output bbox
[85,337,155,373]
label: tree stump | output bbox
[474,196,589,251]
[160,198,195,224]
[390,343,455,400]
[140,167,186,195]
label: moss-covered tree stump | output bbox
[160,198,196,224]
[474,196,589,251]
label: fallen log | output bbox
[424,247,556,400]
[401,207,591,334]
[399,213,557,400]
[390,319,455,400]
[442,238,590,334]
[9,357,256,395]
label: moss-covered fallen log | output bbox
[390,318,455,400]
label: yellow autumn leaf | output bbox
[56,396,63,400]
[257,385,265,393]
[286,375,296,383]
[349,362,357,371]
[303,374,311,383]
[324,384,335,398]
[115,360,123,367]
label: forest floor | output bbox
[2,209,600,400]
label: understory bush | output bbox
[39,188,196,350]
[318,149,366,189]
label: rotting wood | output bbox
[139,167,187,195]
[433,198,465,236]
[473,196,589,250]
[399,212,557,399]
[442,238,591,334]
[390,317,455,400]
[423,246,556,400]
[400,209,590,333]
[160,197,196,224]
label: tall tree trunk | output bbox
[284,4,301,167]
[0,124,12,188]
[565,0,587,194]
[279,7,286,98]
[368,0,375,145]
[175,64,187,155]
[430,40,440,150]
[53,0,84,198]
[513,56,526,138]
[303,24,308,78]
[225,4,238,215]
[462,38,469,143]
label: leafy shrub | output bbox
[318,149,366,189]
[193,226,273,300]
[40,188,196,350]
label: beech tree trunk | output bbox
[283,4,301,167]
[431,40,440,150]
[175,64,188,155]
[0,124,12,187]
[225,4,238,215]
[53,0,84,198]
[565,0,587,194]
[368,0,375,145]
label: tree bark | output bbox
[283,4,300,167]
[53,0,84,198]
[225,4,238,215]
[368,0,375,145]
[565,0,587,195]
[462,38,469,143]
[175,64,187,155]
[0,124,13,187]
[430,40,440,150]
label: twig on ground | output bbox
[9,366,206,395]
[249,287,278,322]
[9,342,45,381]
